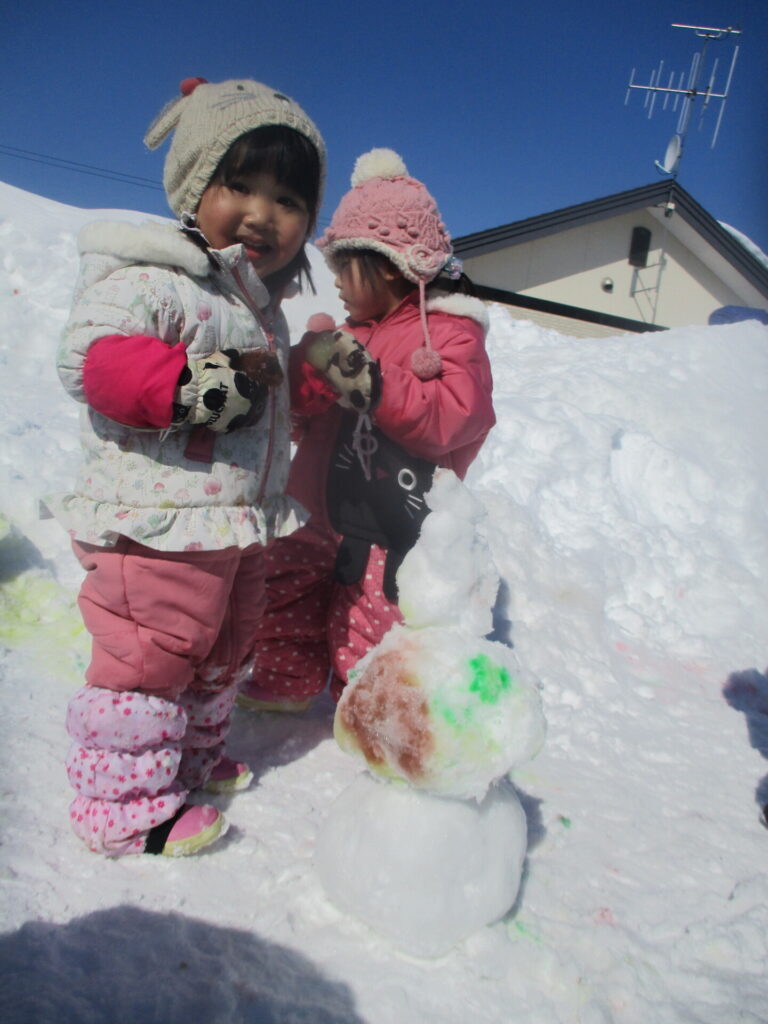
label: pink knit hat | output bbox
[317,149,460,379]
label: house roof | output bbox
[453,181,768,301]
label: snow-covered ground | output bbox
[1,180,767,1023]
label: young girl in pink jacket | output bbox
[240,148,495,710]
[51,78,324,857]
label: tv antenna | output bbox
[625,23,741,176]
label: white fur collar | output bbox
[426,290,490,331]
[78,220,211,278]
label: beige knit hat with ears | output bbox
[144,77,326,219]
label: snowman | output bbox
[315,470,546,958]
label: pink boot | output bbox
[145,804,227,856]
[204,756,254,794]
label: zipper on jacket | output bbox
[229,264,279,507]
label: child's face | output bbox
[196,170,310,280]
[333,256,407,323]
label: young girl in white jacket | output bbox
[49,77,324,857]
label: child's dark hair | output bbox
[330,248,475,296]
[211,124,321,294]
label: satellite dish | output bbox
[656,133,683,175]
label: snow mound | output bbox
[2,179,768,1020]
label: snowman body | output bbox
[315,471,546,956]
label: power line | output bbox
[0,142,331,226]
[0,144,164,191]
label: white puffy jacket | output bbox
[48,220,304,551]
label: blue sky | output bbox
[2,0,766,251]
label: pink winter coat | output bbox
[288,288,495,526]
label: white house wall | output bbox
[462,210,749,329]
[484,302,624,339]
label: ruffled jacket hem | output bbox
[44,492,307,551]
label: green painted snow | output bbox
[431,652,518,731]
[468,653,514,704]
[0,554,88,682]
[511,919,543,945]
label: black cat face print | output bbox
[327,412,436,602]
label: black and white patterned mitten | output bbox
[304,329,382,414]
[172,350,269,433]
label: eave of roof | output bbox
[453,181,768,299]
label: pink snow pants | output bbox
[65,536,266,856]
[249,519,403,704]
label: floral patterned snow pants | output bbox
[65,537,266,856]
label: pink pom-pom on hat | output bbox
[411,346,443,381]
[306,313,336,333]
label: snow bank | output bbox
[1,181,767,1023]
